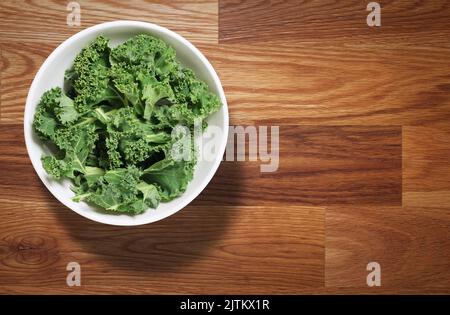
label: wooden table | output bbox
[0,0,449,294]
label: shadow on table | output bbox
[51,161,244,273]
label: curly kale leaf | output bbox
[33,87,80,141]
[142,132,196,202]
[148,68,221,129]
[33,88,60,140]
[73,166,160,214]
[41,123,98,179]
[171,68,221,118]
[110,34,179,78]
[69,36,121,113]
[142,157,195,202]
[110,63,174,119]
[110,62,143,112]
[139,73,174,120]
[105,108,171,166]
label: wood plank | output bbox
[403,126,450,207]
[325,206,450,288]
[0,124,402,206]
[0,200,324,293]
[0,0,217,45]
[201,125,402,206]
[219,0,450,44]
[202,42,450,126]
[3,40,450,125]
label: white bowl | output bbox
[24,21,228,226]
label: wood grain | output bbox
[1,0,450,294]
[0,42,52,122]
[199,125,401,206]
[326,206,450,288]
[0,0,217,45]
[403,126,450,208]
[205,42,450,126]
[215,0,450,125]
[219,0,450,44]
